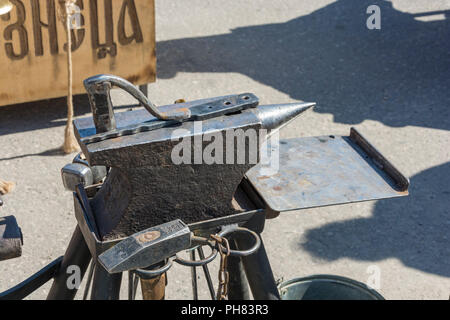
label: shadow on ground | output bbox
[0,95,133,159]
[157,0,450,276]
[0,95,91,137]
[158,0,450,130]
[0,95,92,160]
[302,163,450,277]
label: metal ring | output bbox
[186,245,200,252]
[131,259,173,279]
[217,226,261,257]
[174,243,218,267]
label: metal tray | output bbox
[246,128,409,213]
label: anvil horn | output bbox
[253,102,316,131]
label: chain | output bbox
[210,234,231,300]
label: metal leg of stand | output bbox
[197,246,216,300]
[190,250,198,300]
[235,235,280,300]
[227,239,251,300]
[90,263,122,300]
[47,226,91,300]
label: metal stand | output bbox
[90,263,122,300]
[235,236,280,300]
[47,226,91,300]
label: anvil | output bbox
[74,75,314,240]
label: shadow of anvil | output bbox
[75,93,313,241]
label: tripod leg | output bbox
[47,226,91,300]
[227,239,250,300]
[197,246,216,300]
[235,236,280,300]
[90,263,122,300]
[190,250,198,300]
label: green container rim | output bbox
[278,274,385,300]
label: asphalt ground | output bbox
[0,0,449,299]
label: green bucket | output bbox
[278,275,384,300]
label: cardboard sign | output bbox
[0,0,155,106]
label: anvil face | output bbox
[78,106,262,168]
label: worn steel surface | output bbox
[83,75,259,139]
[74,75,313,240]
[61,154,107,192]
[86,120,262,240]
[246,128,409,213]
[72,184,265,262]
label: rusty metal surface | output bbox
[87,134,261,240]
[76,109,258,241]
[73,75,313,240]
[246,128,409,212]
[77,101,310,241]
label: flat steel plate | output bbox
[246,128,409,212]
